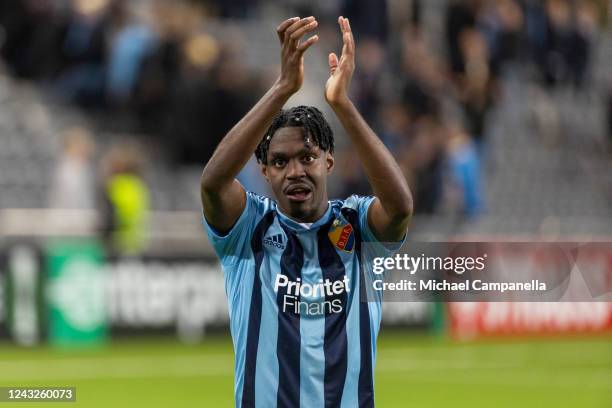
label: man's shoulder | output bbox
[244,191,277,218]
[336,194,375,212]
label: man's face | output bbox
[262,127,334,222]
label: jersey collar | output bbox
[276,202,332,233]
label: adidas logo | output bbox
[263,234,285,249]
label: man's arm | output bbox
[200,16,319,233]
[325,17,413,242]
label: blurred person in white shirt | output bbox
[49,126,96,209]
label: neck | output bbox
[279,200,329,223]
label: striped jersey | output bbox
[202,192,402,408]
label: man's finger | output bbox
[341,32,352,60]
[277,17,300,43]
[345,18,355,54]
[328,52,339,74]
[340,17,349,33]
[338,18,354,58]
[343,32,354,55]
[338,16,355,55]
[290,20,318,44]
[285,16,315,41]
[297,35,319,54]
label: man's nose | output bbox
[286,159,306,179]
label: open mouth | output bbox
[285,185,313,203]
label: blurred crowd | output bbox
[0,0,609,226]
[331,0,605,218]
[0,0,263,164]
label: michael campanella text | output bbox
[372,279,547,293]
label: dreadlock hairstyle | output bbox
[255,106,334,164]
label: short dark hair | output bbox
[255,106,334,164]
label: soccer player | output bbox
[201,16,412,408]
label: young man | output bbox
[201,16,412,408]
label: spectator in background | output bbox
[378,102,411,152]
[572,0,599,87]
[445,0,481,75]
[49,126,96,209]
[162,32,221,163]
[353,38,386,124]
[524,0,549,65]
[165,35,260,165]
[540,0,576,87]
[396,30,447,215]
[400,32,444,122]
[55,0,110,106]
[105,1,158,107]
[99,141,150,256]
[444,122,484,218]
[478,0,524,71]
[457,28,497,153]
[133,1,200,134]
[400,117,444,215]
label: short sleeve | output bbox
[344,195,406,257]
[202,191,271,267]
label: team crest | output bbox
[328,219,355,252]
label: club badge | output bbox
[328,219,355,252]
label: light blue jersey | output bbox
[202,192,402,408]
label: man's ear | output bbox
[326,152,334,174]
[261,164,270,182]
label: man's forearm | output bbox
[201,80,292,191]
[332,100,413,218]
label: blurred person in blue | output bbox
[105,0,158,107]
[200,16,412,408]
[445,122,484,218]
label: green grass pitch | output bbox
[0,331,610,407]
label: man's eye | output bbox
[273,159,286,167]
[303,156,315,163]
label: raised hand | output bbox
[276,16,319,95]
[325,16,355,108]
